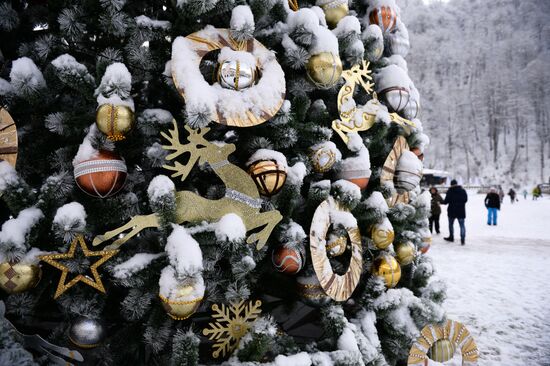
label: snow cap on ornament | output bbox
[367,0,400,34]
[387,19,410,57]
[374,63,412,113]
[362,24,384,61]
[336,133,371,190]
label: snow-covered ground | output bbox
[429,192,550,366]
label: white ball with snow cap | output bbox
[394,150,423,193]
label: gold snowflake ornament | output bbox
[202,299,262,358]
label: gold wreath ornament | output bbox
[171,28,285,127]
[310,197,362,301]
[0,108,18,167]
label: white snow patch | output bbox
[365,191,389,213]
[53,202,87,231]
[214,213,246,242]
[72,124,100,165]
[147,175,175,203]
[230,5,254,31]
[95,62,134,111]
[287,162,308,186]
[9,57,46,94]
[165,225,203,276]
[112,252,163,279]
[135,15,171,30]
[274,352,312,366]
[0,161,18,191]
[0,207,44,250]
[248,149,288,169]
[218,47,257,67]
[159,265,205,300]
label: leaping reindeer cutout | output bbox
[332,60,417,144]
[93,121,282,250]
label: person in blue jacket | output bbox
[442,179,468,245]
[484,188,501,225]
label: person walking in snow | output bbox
[485,188,501,225]
[532,186,541,200]
[523,189,528,200]
[442,179,468,245]
[508,188,516,204]
[429,187,443,234]
[498,187,505,203]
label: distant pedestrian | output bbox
[508,189,516,204]
[498,187,505,203]
[442,179,468,245]
[485,188,501,225]
[523,190,528,200]
[533,186,541,200]
[429,187,443,234]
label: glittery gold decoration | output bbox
[408,319,479,365]
[310,197,362,301]
[172,28,285,127]
[288,0,299,11]
[203,300,262,358]
[380,136,411,207]
[93,121,282,250]
[320,0,349,28]
[159,283,203,320]
[371,220,394,249]
[0,108,18,167]
[0,262,41,294]
[326,235,347,257]
[39,236,118,299]
[96,104,134,141]
[331,61,417,144]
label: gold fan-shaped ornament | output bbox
[408,319,479,365]
[0,108,18,167]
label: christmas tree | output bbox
[0,0,462,365]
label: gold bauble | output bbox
[96,104,135,141]
[326,235,347,257]
[0,261,41,294]
[428,339,456,363]
[159,285,203,320]
[321,0,349,28]
[296,275,331,307]
[247,160,287,197]
[394,241,416,266]
[372,255,401,288]
[371,219,394,249]
[306,52,343,89]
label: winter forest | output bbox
[401,0,550,185]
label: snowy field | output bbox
[429,192,550,366]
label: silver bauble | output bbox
[217,60,256,90]
[68,317,105,348]
[382,87,410,113]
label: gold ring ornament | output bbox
[171,28,285,127]
[408,319,479,365]
[310,197,362,301]
[0,108,18,167]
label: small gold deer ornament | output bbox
[93,121,282,250]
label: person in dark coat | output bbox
[429,187,443,234]
[442,179,468,245]
[508,188,516,204]
[485,188,501,225]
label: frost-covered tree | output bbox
[0,0,446,365]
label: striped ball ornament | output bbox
[272,244,304,275]
[428,339,456,363]
[368,6,398,33]
[74,150,127,198]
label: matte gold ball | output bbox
[428,339,456,363]
[306,52,343,89]
[394,242,416,266]
[371,219,395,249]
[296,275,330,307]
[0,261,41,294]
[321,0,349,28]
[159,285,203,320]
[96,104,134,141]
[247,160,287,197]
[372,255,401,288]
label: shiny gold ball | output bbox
[371,219,395,249]
[96,104,134,141]
[159,285,203,320]
[310,145,337,173]
[296,275,331,307]
[217,60,257,91]
[428,339,456,363]
[247,160,287,197]
[0,261,41,294]
[372,255,401,288]
[320,0,349,28]
[306,52,343,89]
[326,235,347,257]
[394,241,416,266]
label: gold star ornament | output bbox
[39,235,118,299]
